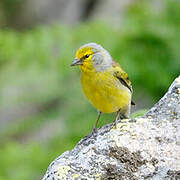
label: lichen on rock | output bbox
[43,76,180,180]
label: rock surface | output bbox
[43,76,180,180]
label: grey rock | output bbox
[43,75,180,180]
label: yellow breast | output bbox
[81,70,131,113]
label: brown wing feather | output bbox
[112,60,132,92]
[112,60,135,105]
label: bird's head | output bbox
[71,43,113,72]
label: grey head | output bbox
[80,42,113,71]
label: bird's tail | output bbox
[131,101,135,105]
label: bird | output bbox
[71,43,134,135]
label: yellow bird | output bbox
[71,43,134,134]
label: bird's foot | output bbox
[112,114,129,129]
[112,121,117,129]
[84,127,97,140]
[78,128,97,145]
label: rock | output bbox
[43,75,180,180]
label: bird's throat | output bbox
[80,63,96,74]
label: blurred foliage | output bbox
[0,0,179,179]
[0,0,24,26]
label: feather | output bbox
[112,60,135,106]
[112,60,133,93]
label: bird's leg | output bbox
[80,111,102,143]
[83,111,102,140]
[113,109,121,128]
[91,111,102,134]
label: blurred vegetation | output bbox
[0,0,179,179]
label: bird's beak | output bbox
[70,58,83,66]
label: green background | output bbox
[0,0,179,179]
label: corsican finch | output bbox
[71,43,134,135]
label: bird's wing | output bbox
[112,60,135,105]
[112,60,132,93]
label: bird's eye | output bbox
[84,54,90,58]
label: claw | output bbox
[83,128,97,141]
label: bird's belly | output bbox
[81,73,131,113]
